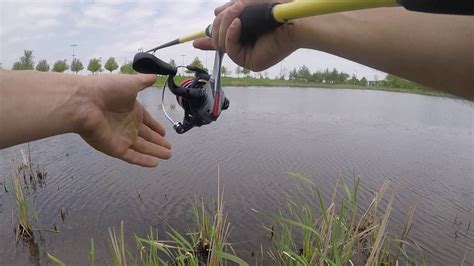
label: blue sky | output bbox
[0,0,385,79]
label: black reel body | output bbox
[132,52,229,134]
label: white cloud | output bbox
[0,0,383,79]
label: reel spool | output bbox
[132,52,229,134]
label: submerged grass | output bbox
[8,148,50,254]
[133,165,245,266]
[12,163,33,239]
[48,173,425,265]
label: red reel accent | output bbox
[180,78,194,88]
[176,78,194,107]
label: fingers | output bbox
[218,2,244,51]
[135,74,156,91]
[226,18,246,67]
[131,136,171,160]
[122,148,159,168]
[215,0,235,16]
[193,38,215,50]
[143,109,166,137]
[211,13,223,50]
[139,124,171,150]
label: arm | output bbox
[0,70,171,167]
[298,7,474,100]
[194,2,473,100]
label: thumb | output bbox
[135,74,157,91]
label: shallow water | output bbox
[0,87,472,265]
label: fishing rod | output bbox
[133,0,471,134]
[147,0,473,52]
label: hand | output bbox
[193,0,301,71]
[77,74,171,167]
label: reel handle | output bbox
[133,52,177,76]
[173,122,193,134]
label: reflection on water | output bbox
[0,87,473,265]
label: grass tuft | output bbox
[12,164,33,239]
[260,176,424,265]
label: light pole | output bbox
[180,54,186,75]
[70,44,78,74]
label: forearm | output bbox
[0,70,87,148]
[296,7,473,100]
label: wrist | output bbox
[292,13,344,52]
[70,75,96,135]
[293,16,323,50]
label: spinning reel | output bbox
[132,51,229,134]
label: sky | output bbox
[0,0,386,79]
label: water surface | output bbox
[0,87,472,265]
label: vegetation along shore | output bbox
[4,50,452,98]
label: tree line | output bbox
[9,50,127,75]
[288,65,368,86]
[5,51,424,90]
[287,65,427,89]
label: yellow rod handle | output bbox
[179,30,207,43]
[273,0,399,22]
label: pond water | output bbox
[0,87,472,265]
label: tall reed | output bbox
[12,165,33,239]
[261,173,424,265]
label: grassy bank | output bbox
[154,76,451,98]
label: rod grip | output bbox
[398,0,473,15]
[239,3,283,45]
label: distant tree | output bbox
[190,57,206,71]
[296,65,311,81]
[221,65,228,77]
[0,63,3,69]
[311,71,324,83]
[289,68,298,80]
[71,58,84,74]
[36,59,50,72]
[235,66,242,78]
[120,62,136,74]
[241,68,250,77]
[185,57,207,75]
[12,62,21,70]
[264,71,269,79]
[381,74,424,90]
[348,74,359,85]
[338,72,350,84]
[360,77,368,86]
[88,58,102,75]
[104,57,119,73]
[12,50,35,70]
[169,59,176,68]
[328,68,339,83]
[52,59,69,73]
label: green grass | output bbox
[154,76,451,98]
[261,174,426,265]
[12,163,33,239]
[47,174,427,265]
[10,149,47,240]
